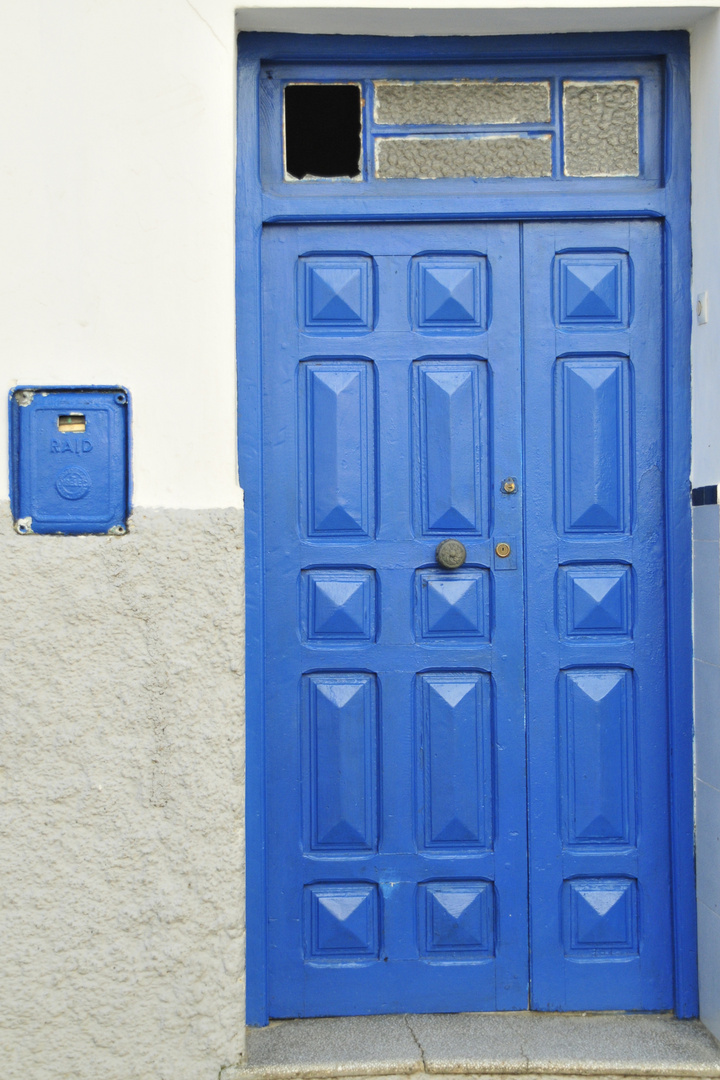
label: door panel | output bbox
[261,222,528,1016]
[523,221,673,1010]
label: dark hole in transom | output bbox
[284,84,361,180]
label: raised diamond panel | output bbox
[555,358,631,534]
[413,359,488,536]
[303,673,377,852]
[300,360,375,538]
[417,672,492,850]
[559,668,635,845]
[300,256,373,332]
[560,564,632,638]
[555,253,630,328]
[420,881,495,956]
[413,255,488,330]
[564,878,638,955]
[415,567,490,642]
[305,883,379,959]
[302,569,376,643]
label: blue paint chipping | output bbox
[10,386,130,535]
[237,31,695,1024]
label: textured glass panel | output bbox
[374,80,551,125]
[563,81,639,177]
[376,135,552,179]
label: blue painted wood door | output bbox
[260,219,673,1017]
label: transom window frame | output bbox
[260,57,664,195]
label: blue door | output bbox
[260,218,673,1017]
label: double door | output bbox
[260,220,673,1017]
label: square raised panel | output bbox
[412,255,487,331]
[299,255,374,333]
[305,883,379,960]
[559,564,632,639]
[420,881,495,957]
[564,878,638,956]
[415,567,490,642]
[555,252,630,328]
[302,568,376,644]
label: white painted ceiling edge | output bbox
[237,3,716,34]
[0,0,717,510]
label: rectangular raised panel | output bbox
[563,81,640,177]
[415,567,490,642]
[413,360,488,536]
[300,360,375,538]
[417,672,492,850]
[299,255,373,333]
[374,80,551,126]
[559,564,632,639]
[556,358,630,534]
[412,254,488,331]
[420,881,495,957]
[375,135,553,179]
[303,673,377,852]
[560,668,635,845]
[564,878,638,956]
[305,883,379,959]
[302,568,376,643]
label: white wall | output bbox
[690,11,720,484]
[0,0,240,510]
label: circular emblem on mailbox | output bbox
[55,466,91,501]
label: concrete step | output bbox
[226,1012,720,1080]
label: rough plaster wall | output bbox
[375,134,552,178]
[0,506,245,1080]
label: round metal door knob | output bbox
[435,539,467,569]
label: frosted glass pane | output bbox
[563,81,640,177]
[374,80,551,125]
[375,135,552,180]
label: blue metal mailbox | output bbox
[10,387,129,535]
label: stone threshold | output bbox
[225,1012,720,1080]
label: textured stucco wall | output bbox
[0,506,245,1080]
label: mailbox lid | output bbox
[10,387,129,535]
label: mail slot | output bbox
[10,387,129,535]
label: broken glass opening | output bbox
[284,84,362,180]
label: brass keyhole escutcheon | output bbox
[435,539,467,569]
[502,477,517,494]
[495,542,511,559]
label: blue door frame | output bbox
[236,30,695,1024]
